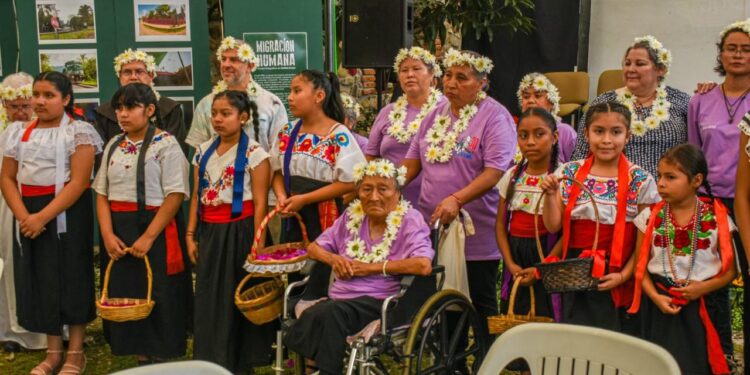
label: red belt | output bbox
[509,211,548,238]
[201,201,254,223]
[21,184,56,197]
[110,201,185,275]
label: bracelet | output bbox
[382,260,389,277]
[450,193,463,206]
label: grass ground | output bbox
[39,28,95,40]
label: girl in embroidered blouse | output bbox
[540,102,659,334]
[629,144,736,375]
[186,90,273,372]
[93,83,191,365]
[270,70,365,300]
[496,108,560,320]
[0,72,103,375]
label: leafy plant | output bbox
[414,0,535,50]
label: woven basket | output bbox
[96,252,155,322]
[534,176,601,293]
[234,275,284,324]
[488,278,554,335]
[247,208,309,269]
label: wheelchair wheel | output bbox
[402,289,488,375]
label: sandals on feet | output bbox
[58,350,86,375]
[29,350,63,375]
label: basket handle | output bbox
[235,272,255,302]
[99,250,153,304]
[250,207,308,258]
[533,175,600,261]
[507,277,535,318]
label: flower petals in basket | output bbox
[243,209,309,275]
[96,251,155,322]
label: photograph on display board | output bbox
[36,0,96,44]
[134,0,190,42]
[170,96,194,127]
[73,97,99,123]
[141,48,193,90]
[39,49,99,93]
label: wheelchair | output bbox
[274,222,489,375]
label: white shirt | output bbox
[497,165,547,215]
[93,132,189,206]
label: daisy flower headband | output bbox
[353,159,407,186]
[632,35,672,72]
[114,49,157,75]
[0,83,33,101]
[443,49,493,75]
[217,36,258,72]
[393,47,442,77]
[341,93,361,120]
[516,73,561,116]
[720,18,750,39]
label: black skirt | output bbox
[641,275,713,375]
[13,190,96,335]
[561,248,640,335]
[100,209,192,358]
[500,236,552,318]
[193,216,277,372]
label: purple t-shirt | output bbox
[315,207,434,300]
[557,121,577,163]
[688,86,750,198]
[366,97,446,204]
[353,132,369,153]
[405,97,517,261]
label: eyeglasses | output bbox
[723,46,750,55]
[5,103,33,112]
[120,69,149,77]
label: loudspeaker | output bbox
[342,0,413,68]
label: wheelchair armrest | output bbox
[400,275,415,289]
[431,265,445,276]
[283,276,310,320]
[381,284,410,337]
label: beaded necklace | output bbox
[660,199,702,287]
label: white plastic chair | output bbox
[477,323,681,375]
[109,360,232,375]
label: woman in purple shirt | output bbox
[284,159,433,375]
[403,49,517,350]
[516,72,577,162]
[366,47,444,204]
[689,19,750,368]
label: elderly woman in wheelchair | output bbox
[283,159,435,374]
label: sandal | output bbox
[59,350,86,375]
[29,350,63,375]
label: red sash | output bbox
[110,201,185,275]
[509,211,548,238]
[318,200,339,231]
[201,201,254,223]
[629,200,733,374]
[21,184,56,197]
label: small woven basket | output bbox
[247,209,309,271]
[234,275,284,324]
[488,278,554,335]
[534,176,601,293]
[96,252,155,322]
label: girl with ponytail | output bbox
[187,89,274,372]
[93,82,191,365]
[270,70,365,300]
[629,143,736,374]
[0,71,103,374]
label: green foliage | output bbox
[414,0,535,51]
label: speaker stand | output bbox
[375,68,390,111]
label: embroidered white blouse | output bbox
[497,165,547,214]
[93,132,189,206]
[192,138,270,206]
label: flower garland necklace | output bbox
[424,91,486,163]
[615,84,671,137]
[660,199,702,287]
[387,88,441,144]
[344,199,410,263]
[212,79,260,100]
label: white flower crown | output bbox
[217,36,258,72]
[341,93,362,120]
[443,49,493,74]
[0,83,33,101]
[632,35,672,73]
[353,159,407,186]
[393,47,442,77]
[516,73,561,116]
[720,18,750,39]
[114,49,157,75]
